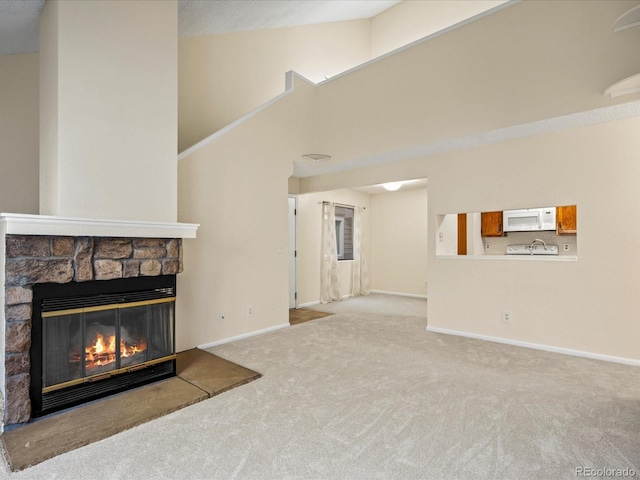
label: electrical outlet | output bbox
[247,305,254,317]
[218,312,225,321]
[485,243,490,250]
[563,243,570,251]
[438,232,444,242]
[502,310,512,323]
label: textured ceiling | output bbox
[179,0,400,37]
[0,0,45,56]
[0,0,400,56]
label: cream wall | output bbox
[371,0,507,57]
[0,1,518,218]
[0,54,39,214]
[178,1,511,154]
[298,116,640,362]
[426,118,640,362]
[369,188,428,296]
[296,189,371,306]
[2,0,639,365]
[1,17,372,217]
[175,0,640,362]
[39,0,178,222]
[177,74,315,351]
[178,20,371,152]
[314,1,640,165]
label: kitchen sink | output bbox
[506,244,559,255]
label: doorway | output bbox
[292,180,428,306]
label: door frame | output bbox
[288,196,297,309]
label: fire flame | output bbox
[84,333,146,370]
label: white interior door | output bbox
[288,196,297,309]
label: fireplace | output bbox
[0,223,198,426]
[30,275,177,417]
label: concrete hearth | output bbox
[1,348,261,472]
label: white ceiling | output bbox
[0,0,400,56]
[0,0,45,56]
[178,0,400,38]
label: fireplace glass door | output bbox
[42,299,174,392]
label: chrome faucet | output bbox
[529,238,547,254]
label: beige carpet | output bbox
[1,296,638,479]
[308,293,427,316]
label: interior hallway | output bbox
[289,294,427,326]
[305,293,428,317]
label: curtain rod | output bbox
[320,201,366,210]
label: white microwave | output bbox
[503,207,556,232]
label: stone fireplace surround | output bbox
[0,214,199,428]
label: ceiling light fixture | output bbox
[607,7,640,98]
[612,5,640,32]
[604,73,640,98]
[302,154,331,162]
[382,181,403,191]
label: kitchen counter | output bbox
[437,254,577,262]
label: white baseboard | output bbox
[198,323,290,349]
[300,292,428,307]
[298,300,320,308]
[426,326,640,367]
[370,290,428,300]
[298,294,351,309]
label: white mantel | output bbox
[0,213,199,239]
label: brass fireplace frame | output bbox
[30,275,178,418]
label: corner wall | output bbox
[0,54,39,214]
[178,20,371,152]
[176,74,316,351]
[39,0,178,223]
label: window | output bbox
[335,206,354,260]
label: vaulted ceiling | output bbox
[0,0,400,56]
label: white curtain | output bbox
[351,206,370,297]
[320,202,341,303]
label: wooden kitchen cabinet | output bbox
[556,205,577,235]
[481,211,504,237]
[457,213,467,255]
